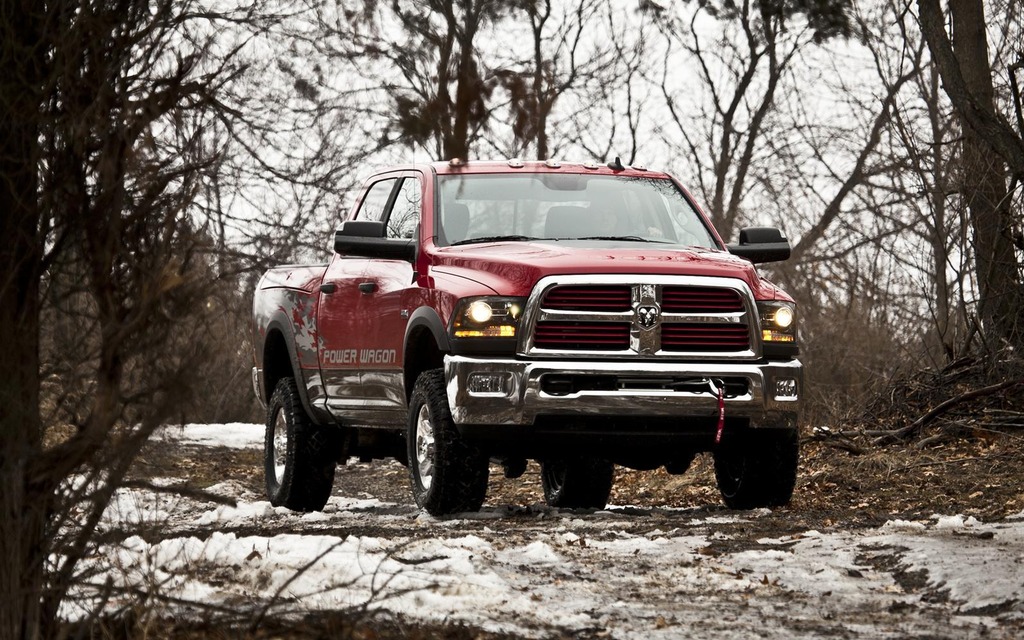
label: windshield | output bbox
[435,173,719,249]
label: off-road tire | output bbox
[407,369,490,516]
[540,457,615,509]
[264,377,338,511]
[713,428,799,509]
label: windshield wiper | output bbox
[451,235,541,246]
[574,235,672,244]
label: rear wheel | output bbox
[264,377,338,511]
[407,369,490,516]
[540,457,614,509]
[713,428,798,509]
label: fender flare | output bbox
[404,306,451,354]
[264,313,331,425]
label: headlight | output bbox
[467,300,494,324]
[773,306,793,329]
[757,301,796,343]
[452,297,524,339]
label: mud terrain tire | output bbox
[541,458,615,509]
[713,428,798,509]
[265,377,338,511]
[407,369,490,516]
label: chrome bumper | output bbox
[444,355,801,428]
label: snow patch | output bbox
[155,423,263,449]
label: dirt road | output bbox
[95,425,1024,639]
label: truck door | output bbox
[357,173,425,416]
[317,176,401,417]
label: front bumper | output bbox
[445,355,801,428]
[252,366,266,407]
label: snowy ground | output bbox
[77,423,1024,638]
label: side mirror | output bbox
[727,227,791,264]
[333,220,416,262]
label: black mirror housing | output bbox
[727,227,792,264]
[334,220,416,262]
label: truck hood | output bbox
[430,241,777,298]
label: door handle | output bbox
[358,282,377,294]
[319,282,337,294]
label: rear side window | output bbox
[355,178,397,221]
[386,177,422,239]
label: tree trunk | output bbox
[448,34,478,161]
[0,4,46,637]
[947,0,1023,346]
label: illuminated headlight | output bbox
[467,300,494,323]
[757,301,797,343]
[773,306,793,329]
[452,297,525,339]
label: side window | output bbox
[355,178,397,221]
[386,177,422,239]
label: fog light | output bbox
[468,372,511,395]
[775,378,798,400]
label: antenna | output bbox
[607,156,625,171]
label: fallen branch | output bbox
[120,480,237,507]
[895,452,1013,471]
[873,378,1024,445]
[805,430,865,455]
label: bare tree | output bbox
[562,4,653,165]
[917,0,1024,348]
[0,1,254,637]
[887,41,970,360]
[349,0,521,160]
[655,0,853,242]
[489,0,615,160]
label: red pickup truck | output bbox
[252,160,801,515]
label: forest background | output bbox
[0,0,1022,637]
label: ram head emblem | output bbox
[636,304,660,330]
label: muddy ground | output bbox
[123,427,1024,639]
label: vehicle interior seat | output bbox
[544,205,590,238]
[442,202,470,244]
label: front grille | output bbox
[534,321,630,350]
[661,324,750,352]
[524,277,757,359]
[542,286,631,311]
[662,286,744,313]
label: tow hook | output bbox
[707,378,726,445]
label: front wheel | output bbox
[540,457,614,509]
[264,377,338,511]
[407,369,490,516]
[713,428,798,509]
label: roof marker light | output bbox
[544,159,561,168]
[449,158,464,167]
[507,158,524,168]
[583,161,599,170]
[632,164,648,171]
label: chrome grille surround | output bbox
[519,274,761,360]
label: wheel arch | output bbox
[263,316,325,424]
[403,307,450,401]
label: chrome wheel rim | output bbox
[415,404,435,491]
[273,409,288,485]
[543,461,566,493]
